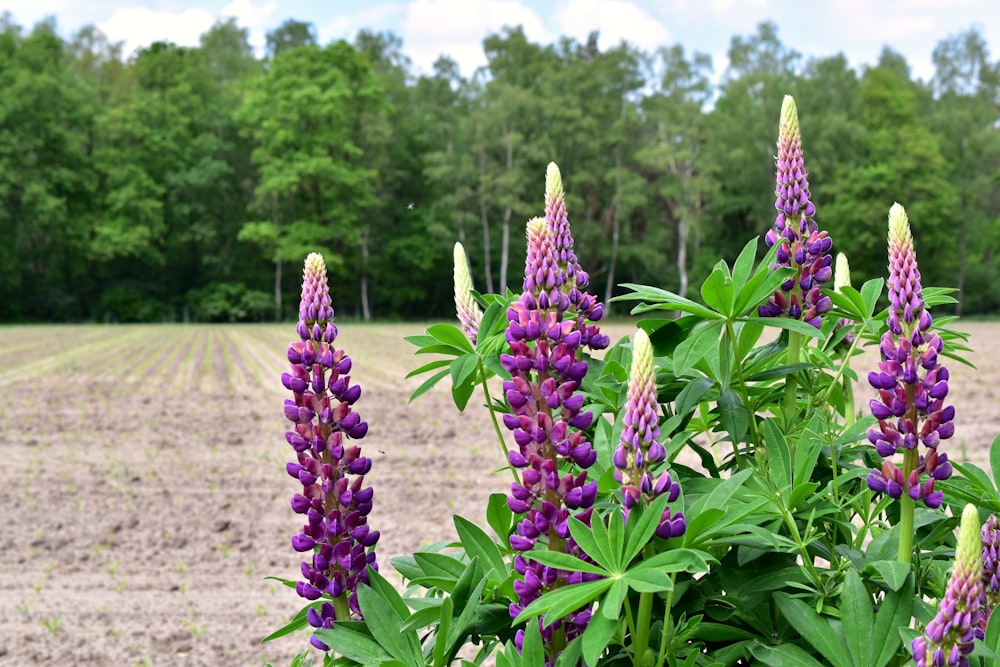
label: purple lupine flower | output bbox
[760,95,833,328]
[865,204,953,508]
[978,514,1000,638]
[500,164,607,666]
[283,253,378,651]
[453,242,483,344]
[913,504,983,667]
[613,328,685,539]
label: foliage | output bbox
[3,16,1000,321]
[267,105,999,665]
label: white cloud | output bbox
[221,0,277,52]
[99,6,216,57]
[320,2,407,41]
[553,0,672,53]
[399,0,547,76]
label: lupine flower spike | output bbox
[760,95,833,328]
[613,328,685,538]
[453,242,483,344]
[979,514,1000,637]
[282,253,379,651]
[500,164,607,665]
[913,504,983,667]
[833,253,856,347]
[866,204,954,509]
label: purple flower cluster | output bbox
[453,242,483,344]
[500,163,608,663]
[613,328,685,538]
[979,514,1000,637]
[913,504,983,667]
[760,95,833,328]
[282,253,378,651]
[865,205,954,508]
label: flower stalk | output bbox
[282,253,378,651]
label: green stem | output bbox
[897,448,918,565]
[633,592,654,667]
[783,330,803,418]
[725,321,759,468]
[821,331,862,405]
[477,357,518,482]
[654,573,679,667]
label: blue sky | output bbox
[6,0,999,82]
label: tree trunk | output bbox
[500,206,511,295]
[604,147,623,311]
[956,136,968,317]
[274,259,282,321]
[677,216,689,300]
[478,147,494,293]
[499,134,514,296]
[361,223,371,321]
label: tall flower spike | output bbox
[833,253,855,347]
[865,204,953,508]
[283,253,378,651]
[980,514,1000,637]
[913,504,983,667]
[501,164,609,666]
[453,242,483,344]
[760,95,833,328]
[613,329,685,539]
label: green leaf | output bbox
[408,368,450,402]
[732,237,758,290]
[718,389,750,445]
[524,550,608,576]
[841,569,874,667]
[432,596,453,667]
[616,283,723,320]
[405,358,452,379]
[701,263,736,316]
[450,352,480,388]
[428,323,476,353]
[413,552,467,581]
[872,574,914,667]
[476,302,506,347]
[774,593,852,667]
[990,434,1000,489]
[623,567,674,593]
[451,378,476,411]
[674,376,714,416]
[313,623,393,664]
[623,493,673,564]
[673,320,725,377]
[752,315,824,339]
[260,603,316,642]
[568,514,617,572]
[632,548,713,574]
[517,579,611,625]
[867,560,910,592]
[487,493,513,542]
[740,265,795,316]
[860,278,885,319]
[749,642,827,667]
[600,578,628,619]
[581,611,617,667]
[793,414,825,486]
[521,620,545,667]
[454,515,507,582]
[763,419,791,492]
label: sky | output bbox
[4,0,999,82]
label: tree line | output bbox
[1,14,998,322]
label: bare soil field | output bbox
[0,321,997,666]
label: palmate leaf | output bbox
[615,283,723,320]
[773,593,852,667]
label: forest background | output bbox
[1,13,998,323]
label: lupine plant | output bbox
[265,97,1000,667]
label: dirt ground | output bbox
[0,320,997,666]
